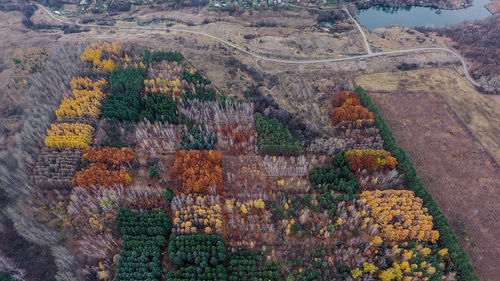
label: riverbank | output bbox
[357,0,492,29]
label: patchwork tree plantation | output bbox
[3,40,479,281]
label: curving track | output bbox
[36,4,480,87]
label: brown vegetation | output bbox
[420,15,500,92]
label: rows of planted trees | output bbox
[26,40,477,281]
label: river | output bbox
[357,0,492,29]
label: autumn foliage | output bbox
[216,123,254,155]
[82,146,135,166]
[332,104,374,123]
[73,146,134,188]
[345,149,398,172]
[331,91,362,107]
[361,189,439,243]
[44,123,94,149]
[80,40,121,72]
[172,150,223,195]
[56,77,109,120]
[69,77,108,91]
[331,91,374,124]
[144,78,183,97]
[72,163,132,188]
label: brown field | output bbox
[356,68,500,162]
[355,70,500,280]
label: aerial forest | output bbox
[12,40,478,281]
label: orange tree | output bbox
[172,150,223,195]
[73,146,135,188]
[331,104,374,123]
[345,149,397,172]
[72,163,131,188]
[331,91,374,124]
[82,146,135,166]
[331,91,362,107]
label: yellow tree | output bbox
[101,59,115,73]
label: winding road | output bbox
[342,8,372,54]
[36,4,480,87]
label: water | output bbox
[357,0,492,29]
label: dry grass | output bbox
[355,68,500,162]
[368,25,448,52]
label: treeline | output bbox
[354,86,479,281]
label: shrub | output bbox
[149,166,159,180]
[164,187,174,202]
